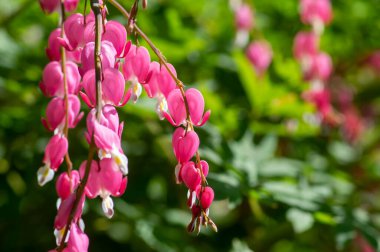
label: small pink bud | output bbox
[235,4,254,31]
[197,186,214,209]
[39,0,60,14]
[181,162,202,191]
[172,127,200,164]
[64,0,79,12]
[300,0,333,26]
[246,41,273,75]
[56,170,80,200]
[293,31,319,60]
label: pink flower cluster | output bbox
[38,0,216,249]
[294,0,335,124]
[233,2,273,76]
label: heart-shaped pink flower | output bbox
[172,127,199,163]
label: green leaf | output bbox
[286,208,314,233]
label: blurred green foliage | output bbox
[1,0,380,251]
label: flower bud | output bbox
[246,41,273,76]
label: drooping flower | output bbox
[164,88,210,127]
[122,45,151,102]
[56,170,81,200]
[246,41,273,76]
[79,159,127,218]
[293,31,319,60]
[40,61,81,97]
[37,135,68,186]
[41,95,83,133]
[172,127,200,164]
[303,52,333,81]
[81,68,130,107]
[300,0,333,33]
[180,161,209,191]
[81,41,117,75]
[63,223,89,252]
[46,28,81,62]
[235,4,254,31]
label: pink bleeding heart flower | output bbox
[62,224,89,252]
[64,0,79,12]
[293,31,319,60]
[80,68,129,107]
[122,45,151,102]
[235,4,254,31]
[37,135,68,186]
[62,13,86,50]
[164,88,210,127]
[102,21,128,56]
[39,0,60,14]
[300,0,333,33]
[46,28,81,62]
[40,61,81,97]
[145,61,177,119]
[181,161,207,191]
[90,121,128,175]
[303,52,333,81]
[56,170,81,200]
[246,41,273,76]
[54,193,85,231]
[42,95,83,132]
[146,61,177,98]
[85,20,128,57]
[85,106,123,144]
[172,127,200,164]
[81,41,117,75]
[196,186,214,210]
[79,159,127,218]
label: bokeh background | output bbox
[1,0,380,251]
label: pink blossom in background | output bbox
[303,52,333,81]
[300,0,333,26]
[246,41,273,75]
[293,31,319,60]
[367,51,380,73]
[235,4,254,31]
